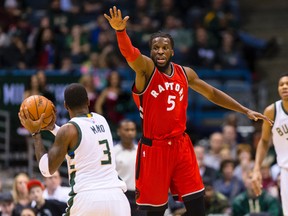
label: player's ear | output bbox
[171,50,174,57]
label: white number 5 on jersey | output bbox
[167,95,176,111]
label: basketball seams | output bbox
[34,95,40,120]
[20,95,54,129]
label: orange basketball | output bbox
[20,95,54,129]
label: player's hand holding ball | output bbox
[18,95,56,136]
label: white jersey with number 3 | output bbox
[65,112,127,193]
[272,100,288,169]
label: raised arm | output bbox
[104,6,154,92]
[185,66,274,124]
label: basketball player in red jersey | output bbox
[104,6,273,216]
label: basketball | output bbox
[20,95,54,129]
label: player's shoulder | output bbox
[263,102,277,120]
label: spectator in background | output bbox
[189,26,218,69]
[194,145,218,184]
[20,207,36,216]
[204,180,230,215]
[222,124,239,160]
[214,159,245,202]
[79,74,98,112]
[80,52,110,91]
[204,131,225,170]
[233,144,254,181]
[12,172,31,216]
[35,27,59,70]
[23,74,41,99]
[59,55,77,75]
[232,170,282,216]
[36,70,56,103]
[216,30,247,69]
[48,0,71,36]
[0,191,15,216]
[0,177,2,192]
[27,179,67,216]
[0,25,10,48]
[95,71,126,134]
[43,170,70,203]
[260,158,280,200]
[163,15,193,65]
[65,24,90,64]
[203,0,239,39]
[2,32,27,69]
[219,146,233,162]
[114,119,146,216]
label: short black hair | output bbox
[64,83,88,109]
[220,159,235,173]
[279,72,288,79]
[149,32,174,49]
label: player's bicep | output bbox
[260,106,274,142]
[129,55,154,92]
[48,124,76,173]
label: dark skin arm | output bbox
[18,107,78,175]
[104,6,273,125]
[251,104,274,196]
[185,66,271,120]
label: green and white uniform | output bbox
[65,112,130,216]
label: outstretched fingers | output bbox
[103,13,111,21]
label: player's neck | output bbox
[282,100,288,112]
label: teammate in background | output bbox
[114,119,146,216]
[18,83,131,216]
[252,73,288,216]
[104,6,273,216]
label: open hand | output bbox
[246,110,274,126]
[18,106,45,134]
[42,104,57,131]
[104,6,129,31]
[251,170,263,196]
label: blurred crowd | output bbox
[0,0,278,77]
[0,0,282,215]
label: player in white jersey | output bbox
[252,73,288,216]
[18,83,131,216]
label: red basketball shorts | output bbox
[135,133,204,210]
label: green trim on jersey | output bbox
[281,100,288,115]
[67,121,82,156]
[65,171,77,216]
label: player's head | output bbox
[64,83,89,110]
[149,32,174,72]
[278,73,288,101]
[117,119,137,144]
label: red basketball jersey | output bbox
[132,63,188,140]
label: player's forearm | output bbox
[254,140,270,171]
[116,29,141,62]
[209,88,248,114]
[32,133,47,162]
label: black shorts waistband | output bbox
[140,133,187,147]
[140,136,152,146]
